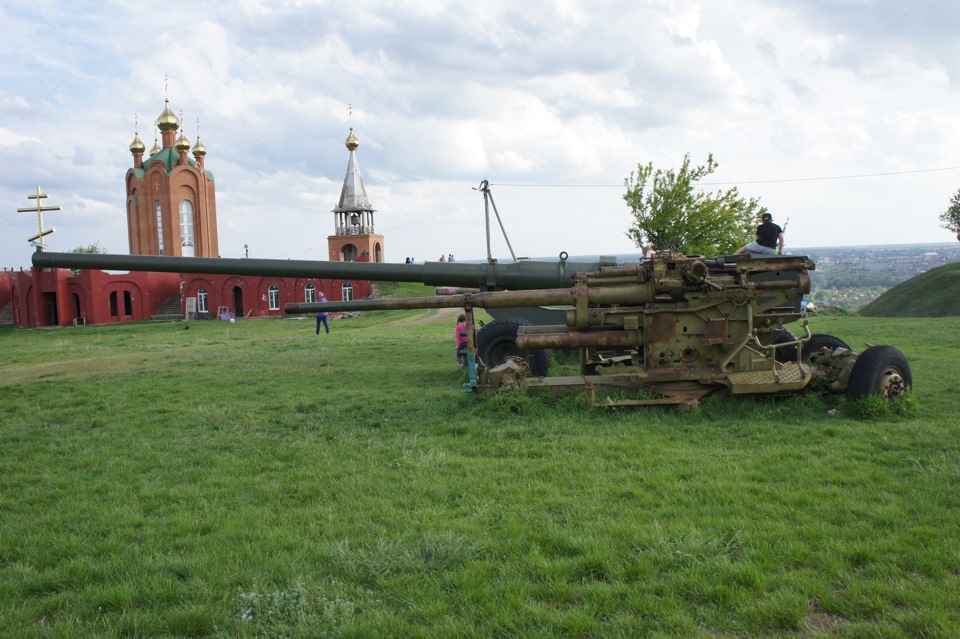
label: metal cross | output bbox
[17,185,61,251]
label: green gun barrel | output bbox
[31,251,615,292]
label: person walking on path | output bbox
[315,292,330,334]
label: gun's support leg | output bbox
[463,305,478,393]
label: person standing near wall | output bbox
[315,291,330,335]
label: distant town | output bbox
[794,242,960,310]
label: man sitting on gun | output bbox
[735,212,784,255]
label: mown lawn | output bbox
[1,309,958,638]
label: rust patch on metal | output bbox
[647,314,678,344]
[702,318,729,345]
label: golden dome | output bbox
[129,132,146,155]
[192,135,207,158]
[175,130,191,153]
[150,138,162,156]
[345,127,359,151]
[157,99,179,132]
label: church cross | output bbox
[17,185,61,251]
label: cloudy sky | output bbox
[3,0,959,268]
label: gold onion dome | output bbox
[129,132,146,155]
[345,127,359,151]
[150,139,162,156]
[175,130,191,153]
[192,135,207,158]
[157,99,180,132]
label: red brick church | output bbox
[2,98,383,328]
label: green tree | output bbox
[68,242,107,275]
[624,153,768,256]
[939,188,960,242]
[70,242,107,255]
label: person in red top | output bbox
[455,313,468,368]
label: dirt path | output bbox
[384,306,460,327]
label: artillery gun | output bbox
[34,250,913,407]
[33,250,620,375]
[285,251,911,406]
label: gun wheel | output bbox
[846,345,912,400]
[800,334,850,362]
[476,317,551,377]
[773,327,799,363]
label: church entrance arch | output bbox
[232,286,244,317]
[40,292,58,327]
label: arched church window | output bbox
[197,288,208,313]
[305,283,316,303]
[342,282,354,301]
[341,244,358,262]
[156,199,164,255]
[268,285,280,310]
[180,200,195,257]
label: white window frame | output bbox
[156,199,164,255]
[342,282,354,301]
[268,285,280,310]
[305,284,316,303]
[197,288,208,313]
[180,200,195,257]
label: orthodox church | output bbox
[2,97,382,327]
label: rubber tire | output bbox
[773,327,798,363]
[846,345,912,400]
[800,334,851,363]
[476,316,552,377]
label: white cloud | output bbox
[2,0,960,269]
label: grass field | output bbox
[1,304,958,638]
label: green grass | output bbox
[1,310,958,638]
[860,262,960,317]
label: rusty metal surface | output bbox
[702,318,729,345]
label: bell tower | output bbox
[327,128,384,262]
[125,98,219,257]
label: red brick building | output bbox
[126,98,219,258]
[2,99,380,327]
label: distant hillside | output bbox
[859,262,960,317]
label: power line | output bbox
[708,165,960,186]
[262,166,958,258]
[265,199,484,259]
[491,165,960,188]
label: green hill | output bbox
[860,261,960,317]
